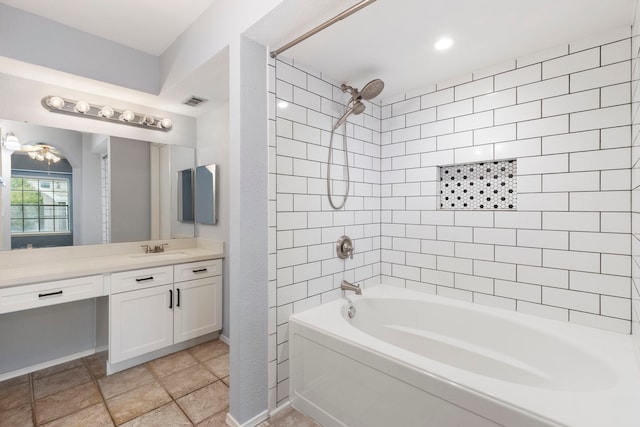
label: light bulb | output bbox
[35,153,45,161]
[74,100,90,113]
[28,151,37,159]
[2,132,21,151]
[140,115,155,126]
[47,96,65,110]
[159,118,172,129]
[434,37,454,50]
[99,106,114,118]
[119,110,135,122]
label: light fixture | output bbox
[99,106,114,118]
[74,100,91,114]
[119,110,135,122]
[41,96,173,132]
[158,118,173,130]
[139,115,155,126]
[46,96,65,110]
[26,145,61,165]
[2,132,21,151]
[434,37,454,50]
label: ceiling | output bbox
[0,0,636,112]
[250,0,637,104]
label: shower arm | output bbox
[270,0,378,58]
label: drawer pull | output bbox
[177,288,181,307]
[39,290,63,298]
[169,289,173,309]
[135,276,154,283]
[192,268,208,273]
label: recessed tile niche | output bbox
[439,160,517,210]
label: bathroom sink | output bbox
[129,251,188,258]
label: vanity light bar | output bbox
[41,96,173,132]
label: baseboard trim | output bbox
[107,332,218,375]
[219,333,230,346]
[226,409,269,427]
[270,400,291,418]
[0,348,97,382]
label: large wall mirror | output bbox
[0,119,195,250]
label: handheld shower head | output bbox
[359,79,384,100]
[334,101,365,129]
[341,78,385,102]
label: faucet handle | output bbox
[141,244,150,253]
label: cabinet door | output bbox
[174,276,222,344]
[110,284,174,364]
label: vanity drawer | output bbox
[174,259,222,283]
[0,275,104,314]
[110,266,173,294]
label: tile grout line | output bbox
[85,355,119,427]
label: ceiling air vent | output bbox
[183,96,208,107]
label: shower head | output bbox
[341,78,385,102]
[359,79,384,100]
[333,101,365,130]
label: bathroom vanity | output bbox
[0,238,224,379]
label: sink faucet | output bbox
[141,243,168,253]
[152,243,168,253]
[340,280,362,295]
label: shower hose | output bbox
[327,122,350,209]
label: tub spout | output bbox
[341,280,362,295]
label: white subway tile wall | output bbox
[270,26,636,409]
[269,58,382,409]
[381,28,632,338]
[632,4,640,357]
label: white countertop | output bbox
[0,238,224,288]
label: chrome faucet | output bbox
[141,243,168,253]
[340,280,362,295]
[152,243,168,253]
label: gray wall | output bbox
[196,102,230,339]
[0,300,96,375]
[110,137,151,243]
[0,4,159,94]
[228,36,269,425]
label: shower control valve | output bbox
[336,235,354,259]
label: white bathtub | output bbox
[289,285,640,426]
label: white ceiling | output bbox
[1,0,636,111]
[249,0,637,103]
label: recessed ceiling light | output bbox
[434,37,454,51]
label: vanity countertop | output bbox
[0,239,224,289]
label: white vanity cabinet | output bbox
[0,275,104,314]
[173,260,223,343]
[109,259,222,365]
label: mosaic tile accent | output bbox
[439,160,517,210]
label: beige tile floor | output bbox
[0,339,319,427]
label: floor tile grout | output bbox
[1,340,312,427]
[1,339,230,427]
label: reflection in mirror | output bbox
[195,164,217,225]
[10,151,73,248]
[178,169,194,223]
[0,120,195,250]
